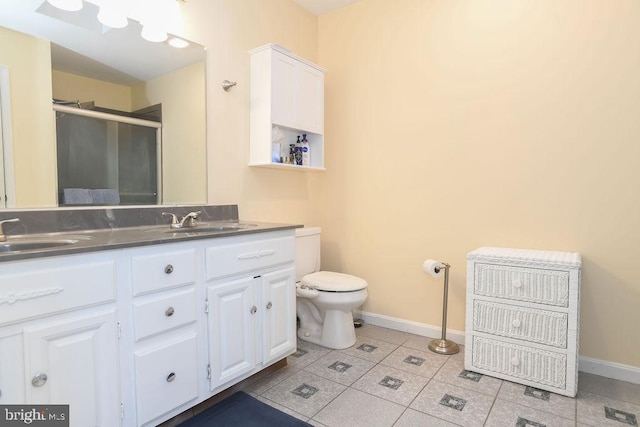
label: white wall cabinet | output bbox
[250,43,326,170]
[0,229,296,427]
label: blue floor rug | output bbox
[178,391,312,427]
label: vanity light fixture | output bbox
[46,0,187,44]
[47,0,83,11]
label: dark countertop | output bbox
[0,205,301,263]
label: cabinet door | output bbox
[271,51,298,129]
[24,309,120,427]
[261,268,296,365]
[297,64,324,134]
[207,277,256,390]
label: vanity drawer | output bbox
[474,263,570,307]
[135,333,198,425]
[205,237,294,280]
[131,248,196,295]
[473,300,568,348]
[0,257,116,325]
[471,336,567,389]
[133,288,197,341]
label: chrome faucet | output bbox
[162,211,201,229]
[0,218,21,242]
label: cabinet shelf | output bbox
[248,162,326,172]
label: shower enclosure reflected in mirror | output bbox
[0,0,207,209]
[55,106,161,206]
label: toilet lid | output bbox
[301,271,368,292]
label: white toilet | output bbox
[295,227,368,349]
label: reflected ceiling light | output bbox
[97,3,129,29]
[139,0,171,43]
[168,37,189,48]
[47,0,83,11]
[141,24,168,43]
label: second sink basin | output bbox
[0,239,79,253]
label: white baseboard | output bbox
[579,355,640,385]
[355,310,640,385]
[355,310,465,345]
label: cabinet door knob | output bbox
[510,357,520,367]
[251,306,257,314]
[266,302,272,310]
[166,372,176,382]
[512,319,521,328]
[513,279,522,289]
[165,264,174,274]
[165,307,175,317]
[31,373,48,387]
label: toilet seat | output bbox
[301,271,368,292]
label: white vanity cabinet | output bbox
[249,43,326,170]
[205,233,297,391]
[465,247,581,397]
[0,252,121,427]
[0,227,297,426]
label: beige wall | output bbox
[4,0,636,370]
[52,70,132,112]
[132,62,207,204]
[0,27,56,207]
[318,0,640,368]
[181,0,322,225]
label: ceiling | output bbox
[294,0,361,16]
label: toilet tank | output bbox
[295,227,321,281]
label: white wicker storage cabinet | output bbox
[465,247,581,397]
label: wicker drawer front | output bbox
[473,300,568,348]
[472,336,567,389]
[474,264,569,307]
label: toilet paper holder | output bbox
[424,260,459,355]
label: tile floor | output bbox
[245,324,640,426]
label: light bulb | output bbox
[98,6,128,29]
[168,37,189,48]
[141,24,168,43]
[47,0,83,11]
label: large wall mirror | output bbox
[0,0,207,209]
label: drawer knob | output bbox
[513,279,522,289]
[165,307,175,317]
[31,373,48,387]
[266,301,272,310]
[251,306,257,314]
[512,319,521,328]
[511,357,520,367]
[166,372,176,382]
[164,264,174,274]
